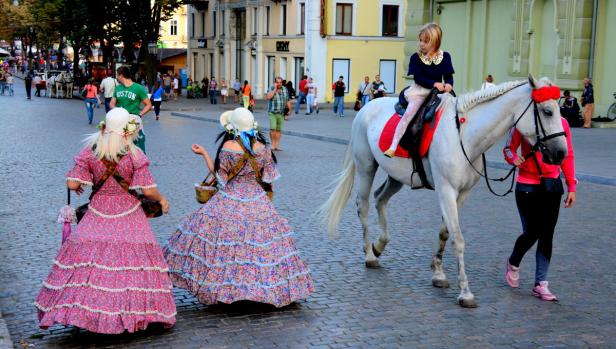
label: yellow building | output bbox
[159,4,189,49]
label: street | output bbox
[1,86,615,349]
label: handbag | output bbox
[195,152,250,204]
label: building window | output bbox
[282,4,287,35]
[253,7,258,35]
[213,11,217,36]
[300,3,305,35]
[382,5,399,37]
[201,12,205,37]
[170,19,178,36]
[191,13,195,38]
[266,6,270,35]
[335,3,352,36]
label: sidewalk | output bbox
[170,97,616,186]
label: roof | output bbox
[159,49,186,60]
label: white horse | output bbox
[319,75,568,307]
[47,74,57,98]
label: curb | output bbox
[171,112,616,187]
[0,310,14,349]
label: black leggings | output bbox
[509,188,562,283]
[152,100,161,116]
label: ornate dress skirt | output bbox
[164,148,314,307]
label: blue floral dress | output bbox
[163,147,314,307]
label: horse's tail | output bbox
[318,144,356,238]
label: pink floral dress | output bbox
[35,148,176,334]
[163,147,314,307]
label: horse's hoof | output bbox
[371,243,382,257]
[365,259,380,268]
[458,297,478,308]
[432,279,450,288]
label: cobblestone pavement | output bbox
[1,88,615,348]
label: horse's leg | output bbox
[437,185,476,308]
[372,176,403,257]
[355,157,378,268]
[431,189,471,289]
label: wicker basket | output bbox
[195,173,218,204]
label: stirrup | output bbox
[411,170,424,189]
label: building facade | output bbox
[187,0,410,102]
[405,0,616,117]
[160,5,189,49]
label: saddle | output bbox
[393,88,442,190]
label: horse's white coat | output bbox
[319,75,568,307]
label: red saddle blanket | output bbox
[378,108,444,158]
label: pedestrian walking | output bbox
[294,75,308,114]
[209,77,218,104]
[220,78,228,104]
[358,76,372,109]
[233,78,241,103]
[241,80,251,109]
[306,77,318,114]
[173,74,179,101]
[481,74,495,90]
[201,77,209,98]
[111,66,152,153]
[163,107,314,307]
[35,108,175,334]
[0,69,5,95]
[384,22,455,159]
[331,76,346,117]
[24,70,32,100]
[371,75,386,99]
[5,72,14,96]
[163,74,172,101]
[151,81,163,120]
[33,74,42,97]
[581,77,594,128]
[83,79,99,124]
[100,74,118,113]
[267,77,291,150]
[503,115,577,302]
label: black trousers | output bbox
[152,100,162,116]
[25,78,32,98]
[509,186,562,283]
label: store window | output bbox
[382,5,399,37]
[335,4,352,36]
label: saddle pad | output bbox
[378,108,444,158]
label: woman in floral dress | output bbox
[164,108,314,307]
[35,108,176,334]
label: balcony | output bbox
[185,0,208,11]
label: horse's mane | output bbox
[456,80,528,114]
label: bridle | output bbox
[455,84,567,196]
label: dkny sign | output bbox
[276,41,290,52]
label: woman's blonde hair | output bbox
[418,23,443,51]
[83,129,142,163]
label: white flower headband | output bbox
[97,118,141,137]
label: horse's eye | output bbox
[543,109,553,116]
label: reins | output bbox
[454,84,566,197]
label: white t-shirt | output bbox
[481,82,495,90]
[33,76,41,84]
[100,77,118,98]
[173,78,179,89]
[306,83,317,95]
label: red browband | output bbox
[531,86,561,103]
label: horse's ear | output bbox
[528,74,537,89]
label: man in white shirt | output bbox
[100,75,118,112]
[173,75,179,101]
[33,75,42,97]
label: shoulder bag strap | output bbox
[236,140,269,190]
[200,151,249,185]
[88,159,119,201]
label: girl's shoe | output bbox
[383,149,395,158]
[532,281,558,301]
[505,260,519,288]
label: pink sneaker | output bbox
[505,260,519,288]
[532,281,558,301]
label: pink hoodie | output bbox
[503,117,577,192]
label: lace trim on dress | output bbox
[53,260,169,272]
[174,227,294,247]
[42,281,172,293]
[165,247,299,267]
[169,269,311,289]
[88,202,141,219]
[66,177,93,186]
[218,190,267,202]
[128,184,158,190]
[34,302,177,318]
[418,50,444,65]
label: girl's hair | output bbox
[213,131,276,173]
[244,80,248,86]
[418,23,443,51]
[486,75,494,83]
[83,129,142,163]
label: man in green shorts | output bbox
[110,66,152,152]
[266,76,291,151]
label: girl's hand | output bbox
[433,82,445,92]
[444,84,453,93]
[513,156,525,166]
[160,197,170,214]
[564,192,576,208]
[191,144,207,156]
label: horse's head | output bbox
[516,74,568,165]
